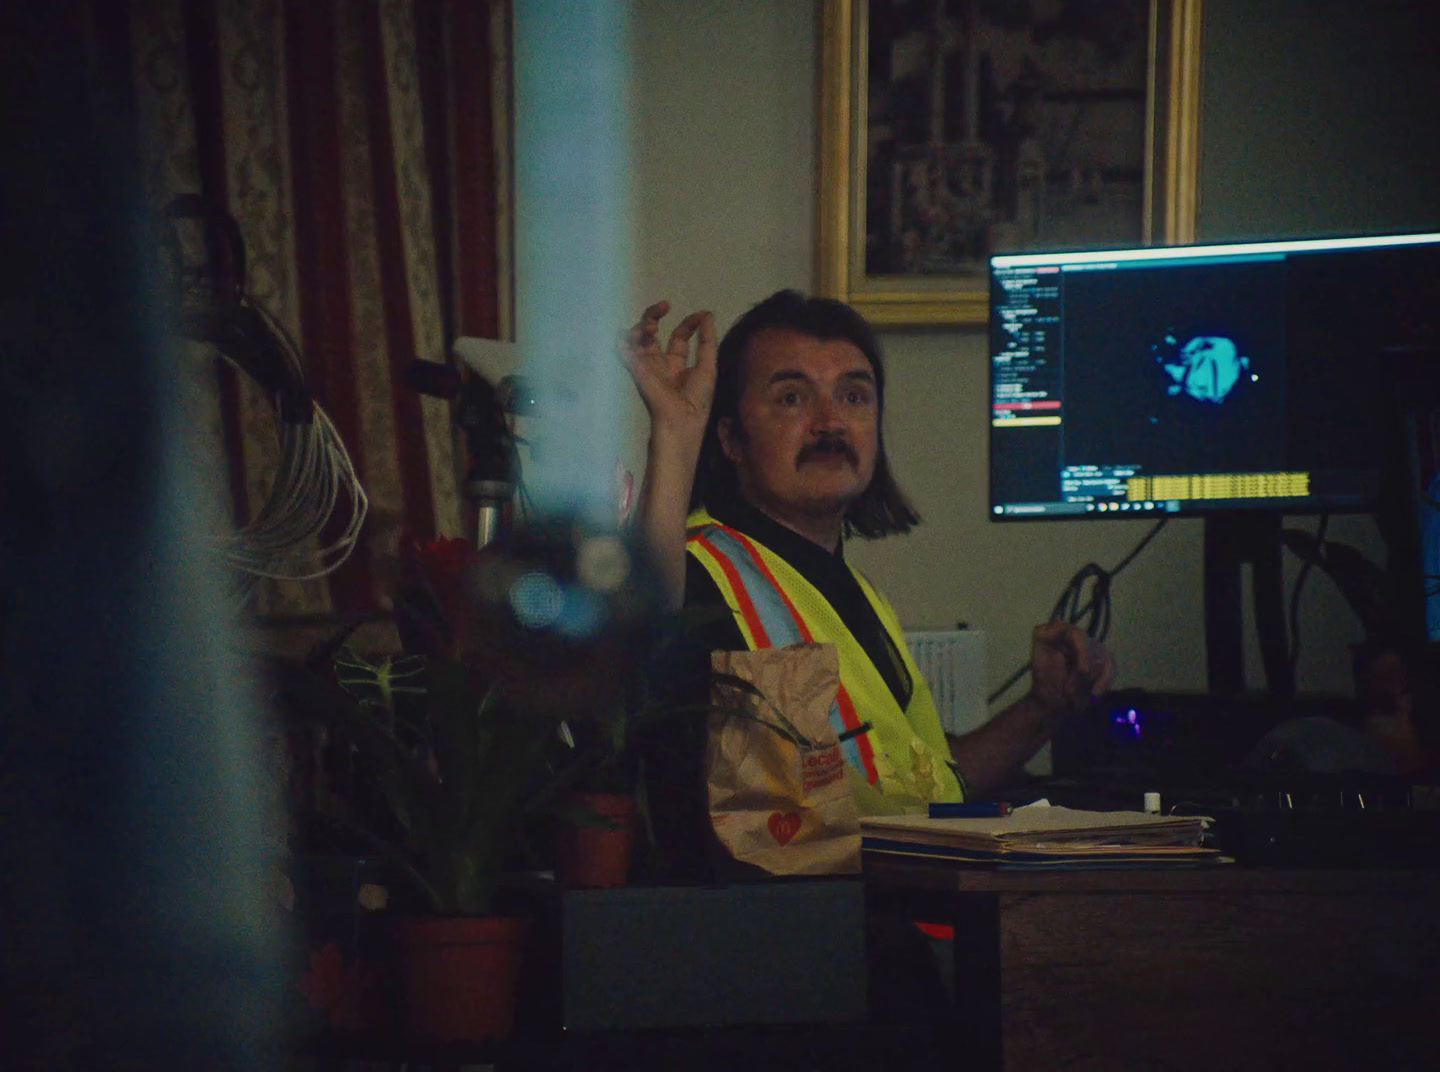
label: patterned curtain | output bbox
[110,0,510,625]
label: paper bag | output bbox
[705,643,861,875]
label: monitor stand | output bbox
[1204,512,1295,697]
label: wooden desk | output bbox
[865,860,1440,1072]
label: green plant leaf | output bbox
[706,671,814,747]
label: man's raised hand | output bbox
[620,301,717,438]
[621,302,718,608]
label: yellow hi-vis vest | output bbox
[686,508,965,815]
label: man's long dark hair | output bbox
[691,289,920,539]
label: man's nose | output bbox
[809,395,845,431]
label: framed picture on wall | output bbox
[817,0,1203,326]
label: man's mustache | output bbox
[797,435,859,468]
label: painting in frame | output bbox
[817,0,1203,326]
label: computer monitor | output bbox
[987,231,1440,694]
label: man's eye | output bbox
[778,391,801,406]
[845,389,873,406]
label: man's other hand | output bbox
[1029,620,1115,718]
[620,300,717,439]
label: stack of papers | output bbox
[861,802,1222,868]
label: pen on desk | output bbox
[928,801,1014,818]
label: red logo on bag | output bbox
[801,744,845,793]
[767,811,801,845]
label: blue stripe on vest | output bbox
[697,526,866,775]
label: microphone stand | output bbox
[450,366,516,550]
[468,476,512,550]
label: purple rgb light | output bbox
[1112,708,1143,738]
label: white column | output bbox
[514,0,633,527]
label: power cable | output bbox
[1286,514,1329,677]
[987,518,1169,707]
[166,197,368,590]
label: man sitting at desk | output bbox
[623,289,1112,871]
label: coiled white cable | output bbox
[211,298,369,584]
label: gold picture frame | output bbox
[817,0,1203,326]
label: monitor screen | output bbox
[988,232,1440,521]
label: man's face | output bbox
[719,328,879,535]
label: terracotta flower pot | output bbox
[291,855,397,1035]
[390,915,529,1042]
[556,791,637,889]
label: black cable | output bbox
[1048,518,1170,642]
[987,518,1169,706]
[1050,562,1112,641]
[1286,514,1329,677]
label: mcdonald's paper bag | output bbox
[706,643,861,875]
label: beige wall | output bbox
[626,0,816,333]
[619,0,1440,701]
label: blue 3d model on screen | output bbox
[1152,332,1256,404]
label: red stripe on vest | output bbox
[725,528,815,641]
[834,677,878,783]
[706,524,880,785]
[689,534,772,649]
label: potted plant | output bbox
[275,535,593,1043]
[276,650,548,1042]
[545,702,640,890]
[275,533,813,1038]
[545,607,815,889]
[547,667,701,891]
